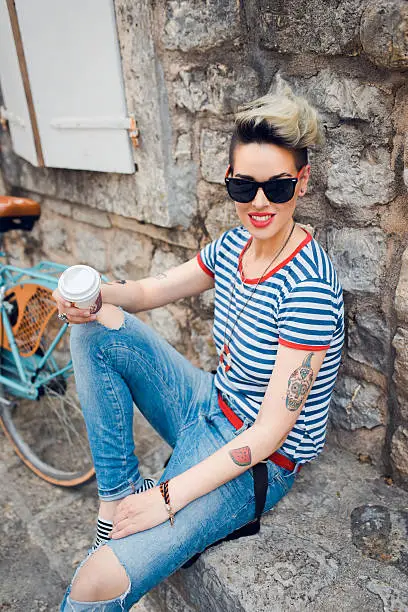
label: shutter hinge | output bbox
[128,115,140,149]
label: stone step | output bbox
[141,441,408,612]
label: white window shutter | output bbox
[0,0,38,166]
[1,0,135,174]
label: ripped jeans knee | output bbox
[60,544,132,612]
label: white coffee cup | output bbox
[58,265,102,314]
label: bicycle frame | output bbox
[0,252,108,401]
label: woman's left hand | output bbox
[110,487,169,539]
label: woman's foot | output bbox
[92,478,157,550]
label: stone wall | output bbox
[1,0,408,487]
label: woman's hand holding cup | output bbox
[52,288,97,325]
[54,265,103,325]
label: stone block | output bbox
[197,288,215,313]
[395,247,408,323]
[0,169,6,193]
[56,169,144,219]
[174,133,192,162]
[197,179,225,218]
[166,160,199,228]
[200,130,230,185]
[19,158,58,198]
[204,199,238,241]
[326,227,387,294]
[115,1,176,228]
[325,127,396,222]
[109,229,153,280]
[173,64,259,115]
[351,505,391,560]
[361,0,408,70]
[40,217,69,253]
[330,375,387,431]
[109,214,198,250]
[163,0,241,52]
[392,328,408,409]
[148,249,186,347]
[396,396,408,422]
[328,424,386,468]
[75,229,107,272]
[150,248,184,277]
[285,69,393,132]
[259,0,363,55]
[190,317,217,371]
[3,224,42,268]
[149,306,183,347]
[42,197,72,218]
[391,425,408,476]
[348,310,390,371]
[72,206,111,228]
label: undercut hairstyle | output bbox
[229,90,324,172]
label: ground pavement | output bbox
[1,410,408,612]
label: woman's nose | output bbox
[251,186,270,208]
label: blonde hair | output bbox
[229,90,323,170]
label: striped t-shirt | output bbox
[197,225,344,464]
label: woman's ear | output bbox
[298,164,311,196]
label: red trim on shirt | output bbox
[278,337,330,351]
[238,228,313,285]
[196,253,215,278]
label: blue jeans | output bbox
[61,310,298,611]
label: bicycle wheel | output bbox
[0,285,95,487]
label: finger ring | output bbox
[58,312,69,323]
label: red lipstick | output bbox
[248,213,275,228]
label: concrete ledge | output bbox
[142,443,408,612]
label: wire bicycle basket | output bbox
[2,284,57,357]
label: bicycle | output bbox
[0,195,103,487]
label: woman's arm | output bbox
[101,256,214,313]
[111,345,328,538]
[168,345,328,511]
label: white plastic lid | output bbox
[58,265,100,302]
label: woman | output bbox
[54,90,344,610]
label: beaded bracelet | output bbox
[159,479,175,527]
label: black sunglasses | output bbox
[225,167,304,204]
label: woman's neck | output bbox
[249,219,296,261]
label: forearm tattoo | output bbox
[286,352,314,412]
[229,446,252,466]
[155,272,167,280]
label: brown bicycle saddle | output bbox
[0,196,41,232]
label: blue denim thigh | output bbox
[69,309,213,500]
[60,380,295,610]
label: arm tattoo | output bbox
[155,272,167,280]
[229,446,252,466]
[286,352,314,412]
